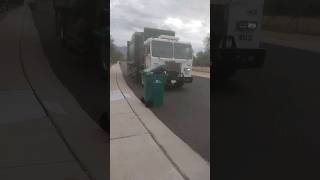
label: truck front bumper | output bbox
[166,71,193,83]
[213,48,266,69]
[181,77,193,83]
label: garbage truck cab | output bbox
[127,27,194,88]
[212,0,266,80]
[143,35,193,87]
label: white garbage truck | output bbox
[127,27,193,88]
[212,0,266,80]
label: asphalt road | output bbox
[30,1,106,123]
[214,43,320,180]
[121,63,210,162]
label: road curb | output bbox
[114,62,210,180]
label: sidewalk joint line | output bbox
[110,112,134,116]
[114,64,190,180]
[110,133,149,141]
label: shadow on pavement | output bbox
[30,1,106,123]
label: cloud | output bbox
[110,0,120,9]
[110,0,210,53]
[164,18,204,33]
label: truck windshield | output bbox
[174,43,193,59]
[151,40,173,58]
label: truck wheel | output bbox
[136,70,142,84]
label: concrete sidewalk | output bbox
[262,30,320,53]
[0,5,107,180]
[110,63,210,180]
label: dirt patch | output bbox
[193,66,210,73]
[263,16,320,36]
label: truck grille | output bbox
[165,61,181,72]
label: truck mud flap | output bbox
[213,48,266,69]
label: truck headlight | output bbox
[237,21,257,30]
[184,68,191,72]
[247,22,257,29]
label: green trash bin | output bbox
[142,65,166,107]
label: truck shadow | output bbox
[213,79,247,95]
[165,86,188,92]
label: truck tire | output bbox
[136,70,142,84]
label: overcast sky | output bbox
[110,0,210,53]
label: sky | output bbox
[110,0,210,53]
